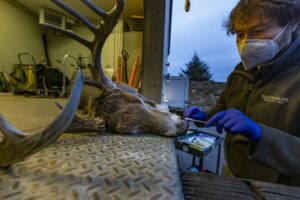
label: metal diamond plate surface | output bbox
[0,133,184,200]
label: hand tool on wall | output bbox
[122,49,129,83]
[185,0,190,12]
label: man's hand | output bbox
[205,108,262,142]
[183,106,206,121]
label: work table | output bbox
[0,133,184,200]
[0,95,184,199]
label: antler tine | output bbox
[84,79,110,91]
[108,0,125,17]
[0,70,84,167]
[81,0,109,20]
[90,0,124,84]
[42,23,93,49]
[51,0,97,33]
[44,0,124,84]
[104,0,125,33]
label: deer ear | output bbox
[84,80,109,91]
[124,93,144,104]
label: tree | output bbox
[180,52,213,81]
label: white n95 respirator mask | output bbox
[237,25,288,71]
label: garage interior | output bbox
[1,0,300,200]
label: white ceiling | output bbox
[15,0,144,21]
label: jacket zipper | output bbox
[242,83,253,114]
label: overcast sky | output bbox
[168,0,240,82]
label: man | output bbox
[184,0,300,186]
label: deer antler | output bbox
[0,0,125,166]
[0,71,84,167]
[43,0,124,87]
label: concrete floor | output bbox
[0,93,224,174]
[0,93,67,133]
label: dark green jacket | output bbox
[210,36,300,186]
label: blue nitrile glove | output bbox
[205,108,262,142]
[183,106,206,121]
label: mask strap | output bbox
[271,24,290,55]
[273,24,289,41]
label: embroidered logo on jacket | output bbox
[261,94,289,104]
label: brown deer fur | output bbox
[73,81,188,137]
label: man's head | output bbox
[224,0,300,70]
[225,0,300,36]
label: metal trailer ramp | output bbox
[0,133,184,200]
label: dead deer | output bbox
[0,0,188,167]
[67,80,188,137]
